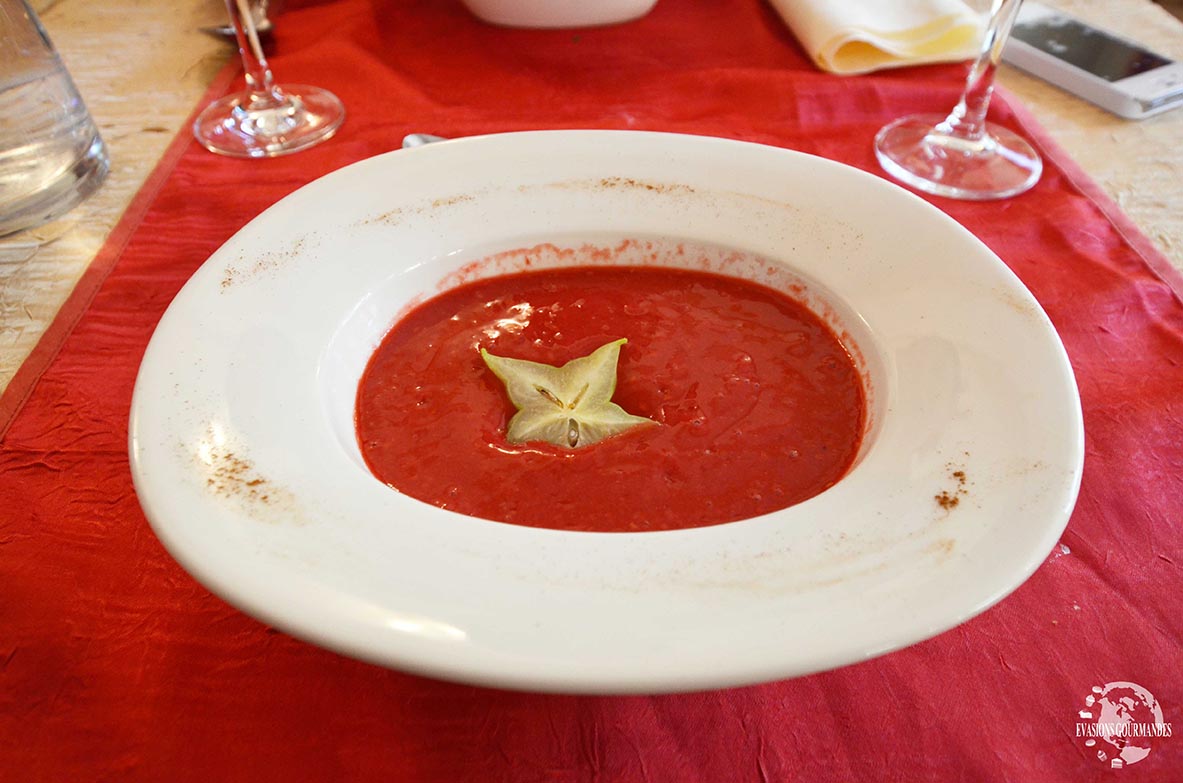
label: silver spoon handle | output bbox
[402,134,448,148]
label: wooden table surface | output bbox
[3,0,1182,394]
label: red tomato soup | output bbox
[356,266,865,532]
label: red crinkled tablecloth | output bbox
[2,1,1182,780]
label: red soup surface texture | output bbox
[356,265,866,532]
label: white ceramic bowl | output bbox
[129,131,1083,693]
[460,0,658,28]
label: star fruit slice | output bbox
[480,338,657,449]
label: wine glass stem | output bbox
[938,0,1025,142]
[225,0,278,98]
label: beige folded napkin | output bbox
[769,0,983,75]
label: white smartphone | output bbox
[1002,1,1183,119]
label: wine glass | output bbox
[874,0,1041,200]
[193,0,344,158]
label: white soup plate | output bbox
[129,131,1084,693]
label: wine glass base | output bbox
[193,84,345,159]
[874,114,1042,200]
